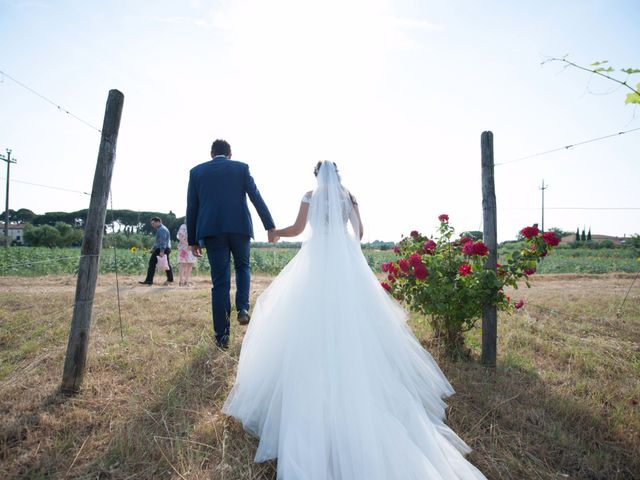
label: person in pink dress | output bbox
[176,223,197,286]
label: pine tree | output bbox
[587,227,592,241]
[581,228,586,242]
[576,227,580,242]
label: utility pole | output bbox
[539,179,548,232]
[0,149,18,248]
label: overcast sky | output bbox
[1,0,638,242]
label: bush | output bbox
[381,216,560,357]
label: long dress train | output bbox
[223,162,487,480]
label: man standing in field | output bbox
[187,139,276,349]
[139,217,174,286]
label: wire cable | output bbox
[0,176,91,195]
[0,70,102,133]
[495,126,640,166]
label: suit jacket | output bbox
[186,156,275,244]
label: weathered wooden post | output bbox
[481,131,497,367]
[61,90,124,393]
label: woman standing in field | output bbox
[223,161,487,479]
[176,223,196,286]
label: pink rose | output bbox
[520,226,539,239]
[422,240,437,254]
[472,241,489,257]
[397,258,410,273]
[408,252,423,268]
[515,299,525,309]
[462,241,475,256]
[414,264,428,280]
[542,231,560,246]
[459,263,472,277]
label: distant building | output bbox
[0,223,25,245]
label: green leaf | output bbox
[591,60,608,66]
[625,92,640,104]
[621,68,640,75]
[594,67,614,73]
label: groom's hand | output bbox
[190,245,202,257]
[268,229,279,243]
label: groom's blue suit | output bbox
[186,155,274,346]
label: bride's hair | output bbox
[313,161,357,205]
[314,161,338,177]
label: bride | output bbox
[223,161,487,479]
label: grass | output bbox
[0,273,639,479]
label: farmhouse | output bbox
[0,223,25,245]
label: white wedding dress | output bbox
[223,162,487,479]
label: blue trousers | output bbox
[204,234,251,345]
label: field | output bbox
[0,245,638,277]
[0,271,639,479]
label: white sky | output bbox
[1,0,638,242]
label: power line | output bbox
[501,206,640,210]
[0,69,102,133]
[0,176,90,195]
[495,126,640,166]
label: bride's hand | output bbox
[268,229,280,243]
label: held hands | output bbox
[268,228,280,244]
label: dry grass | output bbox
[0,273,638,479]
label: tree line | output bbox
[3,208,184,248]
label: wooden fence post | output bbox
[61,90,124,393]
[481,131,498,367]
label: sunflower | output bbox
[130,246,138,254]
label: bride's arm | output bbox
[351,204,364,240]
[273,202,310,238]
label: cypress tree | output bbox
[581,228,586,242]
[587,227,592,241]
[576,227,580,242]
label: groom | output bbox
[187,139,276,349]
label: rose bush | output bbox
[381,215,560,357]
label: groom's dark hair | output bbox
[211,139,231,157]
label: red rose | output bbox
[459,236,471,245]
[540,250,547,257]
[459,263,472,276]
[438,214,449,222]
[408,252,423,268]
[393,245,401,254]
[381,282,391,291]
[542,231,560,246]
[422,240,437,254]
[505,294,511,302]
[397,258,410,273]
[515,299,525,309]
[523,267,536,275]
[388,274,396,283]
[389,263,399,276]
[472,241,489,256]
[414,264,428,280]
[462,241,474,256]
[410,230,419,237]
[520,225,539,239]
[381,262,390,273]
